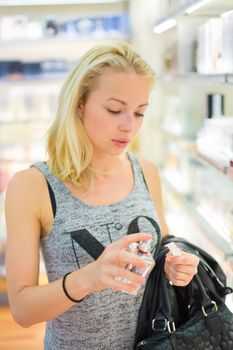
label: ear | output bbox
[78,103,84,119]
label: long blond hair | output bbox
[46,42,155,187]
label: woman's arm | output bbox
[5,169,92,327]
[5,169,151,327]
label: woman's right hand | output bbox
[88,232,152,294]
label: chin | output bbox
[99,147,126,157]
[108,149,126,156]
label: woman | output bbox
[5,42,199,350]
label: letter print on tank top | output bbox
[65,215,161,269]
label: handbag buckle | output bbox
[152,318,176,333]
[201,301,218,317]
[167,320,176,334]
[152,318,167,331]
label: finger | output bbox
[171,278,192,287]
[119,250,148,269]
[170,270,193,282]
[110,278,140,294]
[165,253,199,266]
[115,233,152,250]
[103,273,141,294]
[112,279,141,294]
[165,264,194,284]
[169,264,198,275]
[166,268,190,284]
[165,261,197,276]
[110,265,145,285]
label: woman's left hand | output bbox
[164,252,199,286]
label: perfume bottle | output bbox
[117,240,155,295]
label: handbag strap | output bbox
[152,249,175,323]
[161,236,232,293]
[151,248,218,333]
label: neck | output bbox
[90,150,128,177]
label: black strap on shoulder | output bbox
[140,168,150,191]
[46,180,56,217]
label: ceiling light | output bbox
[153,19,177,34]
[185,0,211,14]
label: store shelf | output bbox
[161,128,196,144]
[0,0,127,5]
[0,76,66,86]
[154,0,233,31]
[226,75,233,84]
[158,73,229,85]
[0,118,52,125]
[161,128,233,182]
[0,36,129,61]
[162,172,233,260]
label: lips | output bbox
[112,139,130,148]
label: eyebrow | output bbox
[106,98,148,108]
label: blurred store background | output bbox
[0,0,233,348]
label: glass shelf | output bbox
[0,118,52,125]
[161,128,233,182]
[154,0,233,28]
[0,35,129,48]
[0,0,127,6]
[161,172,233,261]
[0,36,129,61]
[158,73,230,85]
[226,75,233,84]
[0,76,66,86]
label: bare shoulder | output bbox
[6,167,47,214]
[7,166,46,193]
[137,155,169,236]
[137,155,160,185]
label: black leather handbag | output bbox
[134,237,233,350]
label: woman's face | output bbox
[80,69,151,156]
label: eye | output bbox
[107,109,121,115]
[134,112,144,118]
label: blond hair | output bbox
[46,42,155,187]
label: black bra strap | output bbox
[46,180,56,217]
[139,167,150,192]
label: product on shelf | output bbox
[197,18,223,74]
[0,12,130,42]
[162,143,195,195]
[221,10,233,74]
[163,41,178,75]
[44,16,59,38]
[163,95,182,135]
[163,93,204,139]
[177,17,200,74]
[206,93,224,118]
[196,116,233,166]
[195,169,233,243]
[0,59,73,81]
[156,0,190,19]
[0,83,59,122]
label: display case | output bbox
[0,0,130,303]
[130,0,233,293]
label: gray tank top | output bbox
[33,151,161,350]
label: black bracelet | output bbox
[62,272,84,303]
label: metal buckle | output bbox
[152,318,167,331]
[152,318,176,334]
[167,320,176,334]
[201,301,218,317]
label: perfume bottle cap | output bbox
[137,240,152,254]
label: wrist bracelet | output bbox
[62,272,84,303]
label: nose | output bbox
[119,113,133,132]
